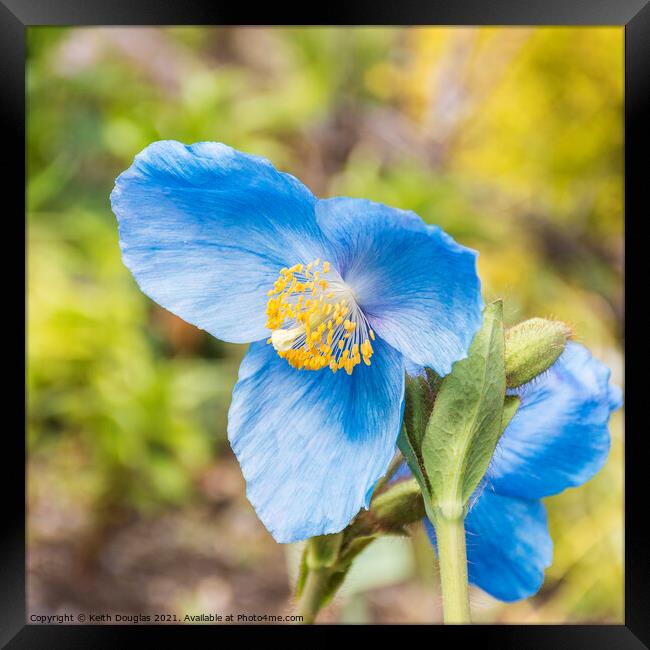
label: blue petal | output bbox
[111,141,327,343]
[404,358,426,378]
[489,342,622,499]
[426,488,552,602]
[315,198,483,376]
[228,338,405,543]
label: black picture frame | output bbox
[5,0,647,645]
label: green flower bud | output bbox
[306,532,343,570]
[371,478,425,533]
[505,318,572,388]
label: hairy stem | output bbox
[430,510,471,624]
[297,567,330,624]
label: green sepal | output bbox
[420,300,506,512]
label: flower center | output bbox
[265,259,375,374]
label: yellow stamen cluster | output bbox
[265,259,375,375]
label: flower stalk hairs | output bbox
[111,141,621,624]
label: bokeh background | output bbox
[27,27,624,624]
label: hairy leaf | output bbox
[421,301,506,509]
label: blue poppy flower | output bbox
[110,141,483,543]
[415,342,622,602]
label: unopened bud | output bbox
[306,532,343,569]
[505,318,572,388]
[371,478,425,533]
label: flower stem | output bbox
[297,567,329,624]
[430,509,471,623]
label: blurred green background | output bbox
[27,27,624,623]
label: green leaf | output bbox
[403,371,438,448]
[420,301,506,511]
[397,426,430,498]
[296,533,377,608]
[501,394,521,433]
[397,369,441,498]
[319,535,377,606]
[296,532,344,598]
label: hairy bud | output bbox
[306,532,343,570]
[372,478,425,533]
[505,318,572,388]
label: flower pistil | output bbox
[265,259,375,374]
